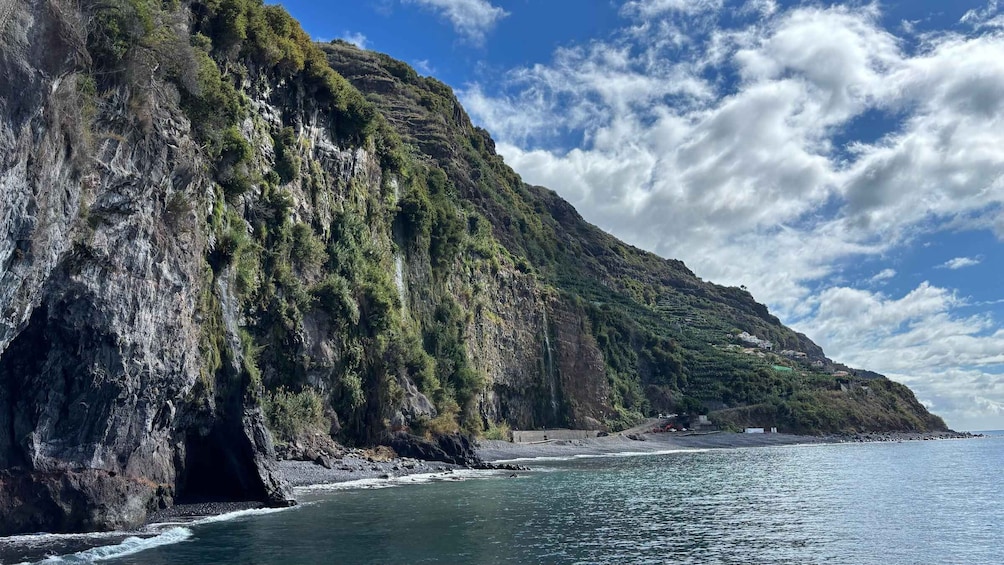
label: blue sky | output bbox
[278,0,1004,431]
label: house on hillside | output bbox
[737,331,773,351]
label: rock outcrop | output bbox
[0,0,293,534]
[384,432,481,467]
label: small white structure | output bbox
[770,427,778,433]
[737,331,773,351]
[745,427,765,434]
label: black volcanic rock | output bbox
[384,433,481,467]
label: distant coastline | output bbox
[477,429,981,462]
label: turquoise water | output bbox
[10,435,1004,564]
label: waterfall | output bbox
[390,176,406,312]
[394,254,406,312]
[542,309,557,413]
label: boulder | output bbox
[383,432,481,466]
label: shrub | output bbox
[482,420,511,441]
[220,126,253,162]
[262,386,326,442]
[181,48,243,149]
[311,275,360,324]
[234,248,262,296]
[87,0,159,70]
[290,223,326,273]
[273,126,301,183]
[212,207,250,268]
[398,184,432,242]
[424,412,459,436]
[333,371,365,415]
[239,328,263,389]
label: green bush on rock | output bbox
[263,386,326,442]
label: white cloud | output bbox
[341,32,368,49]
[403,0,508,43]
[870,268,897,283]
[940,256,983,270]
[462,1,1004,429]
[621,0,723,18]
[794,282,1004,429]
[414,59,435,75]
[742,0,778,18]
[961,0,999,26]
[888,368,1004,431]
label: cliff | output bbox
[0,0,946,534]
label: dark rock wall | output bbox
[0,0,291,534]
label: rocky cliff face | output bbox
[0,0,947,535]
[0,0,292,535]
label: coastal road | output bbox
[618,417,668,436]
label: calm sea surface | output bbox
[7,433,1003,564]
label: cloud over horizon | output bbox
[461,0,1004,429]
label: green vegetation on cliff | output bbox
[320,41,947,435]
[80,0,946,439]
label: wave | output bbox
[0,531,132,550]
[493,447,710,464]
[28,527,192,564]
[191,506,293,525]
[295,468,498,492]
[1,504,296,564]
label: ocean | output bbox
[3,433,1002,564]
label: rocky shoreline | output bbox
[826,430,982,443]
[143,429,980,526]
[146,433,530,525]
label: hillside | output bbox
[319,42,945,435]
[0,0,945,534]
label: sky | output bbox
[277,0,1004,432]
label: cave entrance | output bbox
[178,421,263,504]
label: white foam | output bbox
[2,508,293,564]
[33,527,192,564]
[0,531,130,550]
[493,447,708,464]
[295,469,497,492]
[191,506,293,525]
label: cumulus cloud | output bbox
[340,32,368,49]
[403,0,508,43]
[870,268,897,283]
[621,0,723,17]
[940,256,983,270]
[461,1,1004,428]
[961,0,999,26]
[794,281,1004,429]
